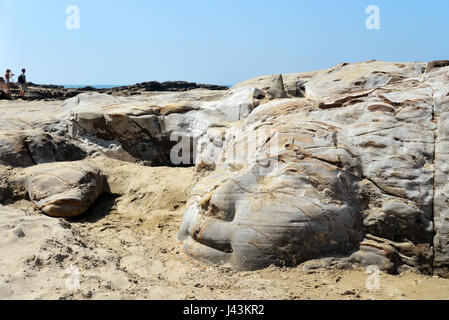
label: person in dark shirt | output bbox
[18,68,27,97]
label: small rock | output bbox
[267,74,287,99]
[252,88,266,99]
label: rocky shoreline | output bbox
[2,60,449,299]
[0,80,229,101]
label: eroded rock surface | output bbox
[179,61,449,273]
[63,88,259,165]
[25,161,104,217]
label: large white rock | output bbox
[179,61,449,273]
[63,88,258,166]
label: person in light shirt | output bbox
[4,69,14,93]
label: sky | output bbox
[0,0,448,85]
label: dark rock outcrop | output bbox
[425,60,449,73]
[267,74,288,99]
[2,81,229,101]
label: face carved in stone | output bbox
[179,62,446,273]
[179,106,364,270]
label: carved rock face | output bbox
[179,153,364,270]
[179,100,365,270]
[179,61,449,272]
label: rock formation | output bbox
[0,78,12,100]
[178,61,449,274]
[1,81,229,101]
[63,88,259,166]
[2,60,449,276]
[25,161,104,218]
[267,74,287,99]
[0,131,86,168]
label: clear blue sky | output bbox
[1,0,448,85]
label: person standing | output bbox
[18,68,27,97]
[4,69,14,93]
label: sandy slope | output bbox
[0,157,449,300]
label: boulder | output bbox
[0,89,12,100]
[26,161,104,217]
[252,88,266,100]
[267,74,287,99]
[425,60,449,73]
[270,74,285,91]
